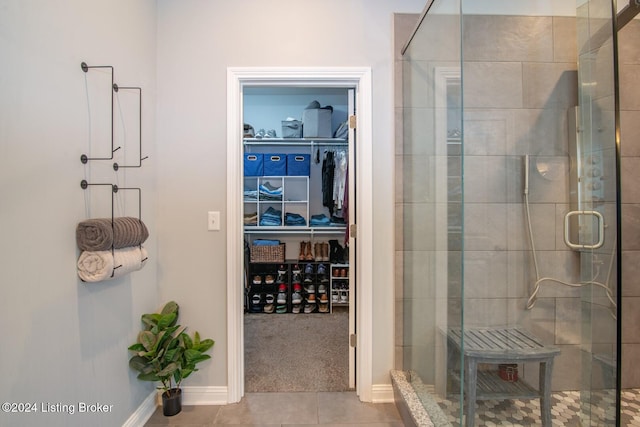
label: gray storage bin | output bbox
[281,120,302,138]
[302,109,332,138]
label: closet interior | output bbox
[242,85,353,391]
[243,86,352,315]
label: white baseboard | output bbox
[122,386,229,427]
[181,386,229,405]
[122,390,157,427]
[371,383,395,403]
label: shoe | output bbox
[278,264,287,274]
[305,241,314,261]
[292,272,301,283]
[305,263,314,274]
[292,304,301,314]
[332,292,339,302]
[292,291,302,304]
[340,292,348,303]
[318,284,327,294]
[265,294,275,304]
[318,303,329,313]
[265,275,274,284]
[292,264,301,274]
[317,264,326,275]
[252,294,261,304]
[304,274,313,283]
[306,284,315,294]
[333,268,340,277]
[304,303,316,314]
[293,283,302,292]
[277,292,287,304]
[278,283,287,293]
[299,242,306,261]
[255,128,266,138]
[276,305,287,314]
[319,294,328,303]
[253,275,262,284]
[244,123,255,138]
[340,268,347,277]
[322,242,330,262]
[264,303,274,313]
[307,294,316,303]
[276,273,286,284]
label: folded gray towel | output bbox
[76,217,149,251]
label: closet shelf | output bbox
[244,226,346,235]
[244,137,347,146]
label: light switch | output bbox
[208,211,221,231]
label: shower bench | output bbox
[447,326,560,427]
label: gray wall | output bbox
[0,1,159,426]
[0,2,427,426]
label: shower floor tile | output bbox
[430,388,638,426]
[412,381,640,427]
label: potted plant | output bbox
[128,301,214,416]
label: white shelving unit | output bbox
[330,263,349,311]
[243,138,348,236]
[244,176,309,229]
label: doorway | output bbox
[226,67,373,403]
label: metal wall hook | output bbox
[80,62,121,163]
[111,86,148,170]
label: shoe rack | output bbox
[330,264,349,311]
[246,261,334,314]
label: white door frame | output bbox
[226,67,373,403]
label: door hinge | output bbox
[350,334,357,347]
[350,224,357,239]
[349,115,357,129]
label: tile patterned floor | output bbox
[144,391,404,426]
[432,388,640,426]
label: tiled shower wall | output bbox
[619,20,640,388]
[395,13,640,390]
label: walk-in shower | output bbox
[395,0,633,425]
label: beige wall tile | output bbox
[463,16,553,63]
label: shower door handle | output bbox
[564,210,605,250]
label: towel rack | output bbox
[79,180,121,276]
[80,62,121,163]
[112,84,148,171]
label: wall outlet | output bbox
[208,211,221,231]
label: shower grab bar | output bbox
[564,210,604,250]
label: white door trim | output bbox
[226,67,373,403]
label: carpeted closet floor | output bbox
[244,309,350,392]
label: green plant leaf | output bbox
[137,372,160,382]
[128,343,145,352]
[129,355,148,372]
[157,362,178,378]
[194,339,215,352]
[161,301,179,315]
[182,333,193,349]
[138,330,156,352]
[157,312,177,330]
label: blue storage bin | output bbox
[287,154,311,176]
[244,153,264,176]
[264,154,287,176]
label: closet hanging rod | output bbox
[112,84,148,170]
[80,62,121,163]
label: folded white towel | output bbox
[77,246,148,282]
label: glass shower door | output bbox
[575,0,619,425]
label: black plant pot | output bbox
[162,388,182,416]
